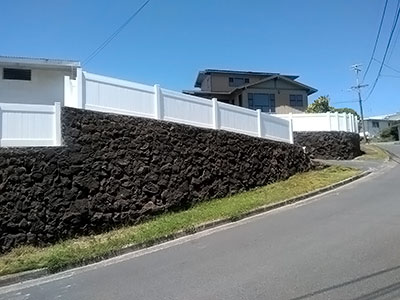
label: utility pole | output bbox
[350,64,368,142]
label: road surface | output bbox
[1,143,400,300]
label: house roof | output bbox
[233,75,318,95]
[0,55,81,69]
[194,69,299,87]
[365,112,400,121]
[182,90,232,96]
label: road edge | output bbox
[0,169,371,287]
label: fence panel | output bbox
[261,113,291,142]
[218,102,258,136]
[278,113,357,133]
[162,89,213,128]
[69,72,293,143]
[0,103,60,147]
[84,72,155,118]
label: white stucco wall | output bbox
[0,67,72,105]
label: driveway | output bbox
[1,144,400,300]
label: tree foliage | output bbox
[306,96,333,113]
[334,108,360,120]
[306,95,360,119]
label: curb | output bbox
[374,145,400,162]
[0,170,371,287]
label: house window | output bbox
[3,68,31,81]
[290,94,303,107]
[248,93,275,113]
[229,77,249,87]
[372,121,380,128]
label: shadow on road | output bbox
[289,265,400,300]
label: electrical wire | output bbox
[388,0,400,61]
[373,58,400,74]
[362,0,389,82]
[365,5,400,101]
[83,0,151,66]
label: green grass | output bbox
[359,144,389,161]
[0,166,360,277]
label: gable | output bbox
[249,77,308,91]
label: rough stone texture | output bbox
[0,107,311,252]
[294,131,361,160]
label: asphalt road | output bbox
[1,144,400,300]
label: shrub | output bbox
[380,126,399,141]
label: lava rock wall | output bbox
[0,107,311,252]
[294,131,361,160]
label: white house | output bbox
[0,56,80,105]
[363,113,400,137]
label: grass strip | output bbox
[0,165,360,276]
[359,144,389,161]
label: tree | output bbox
[306,96,334,113]
[306,96,360,119]
[334,108,360,120]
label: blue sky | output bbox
[1,0,399,117]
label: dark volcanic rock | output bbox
[294,131,361,160]
[0,107,312,252]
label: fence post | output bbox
[289,112,294,144]
[327,112,331,130]
[154,84,163,120]
[335,112,340,131]
[212,98,219,129]
[356,116,360,133]
[76,68,84,109]
[54,102,62,146]
[350,114,354,132]
[257,109,262,137]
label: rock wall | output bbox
[0,107,311,252]
[294,131,361,160]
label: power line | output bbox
[365,5,400,101]
[331,100,360,104]
[381,74,400,78]
[362,0,389,82]
[373,58,400,74]
[388,0,400,61]
[83,0,151,66]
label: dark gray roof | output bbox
[195,69,299,88]
[0,55,80,68]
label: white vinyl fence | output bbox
[0,102,61,147]
[277,112,359,133]
[64,71,293,143]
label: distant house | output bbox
[0,56,80,106]
[183,69,317,114]
[363,112,400,137]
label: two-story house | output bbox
[183,69,317,114]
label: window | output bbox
[3,68,31,81]
[238,94,243,107]
[248,93,275,113]
[229,77,249,87]
[372,121,380,128]
[290,94,303,107]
